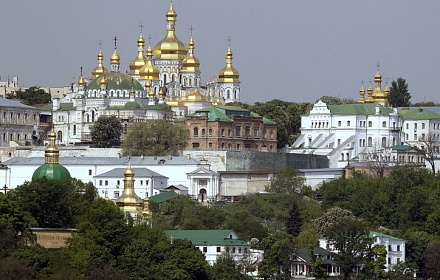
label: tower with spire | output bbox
[129,25,146,79]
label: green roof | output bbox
[123,101,141,110]
[392,145,412,151]
[398,109,440,120]
[150,190,179,204]
[189,105,276,124]
[87,72,144,91]
[165,230,249,246]
[369,231,405,241]
[32,163,71,181]
[327,103,394,116]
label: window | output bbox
[338,121,341,127]
[208,142,213,148]
[203,247,207,253]
[114,191,120,198]
[382,137,387,148]
[221,129,225,137]
[254,127,259,138]
[193,127,199,137]
[414,123,418,129]
[235,126,241,137]
[347,121,350,127]
[140,180,143,185]
[388,245,392,251]
[105,180,108,186]
[216,247,221,253]
[99,180,103,186]
[406,123,409,129]
[232,247,236,253]
[89,169,92,175]
[228,129,232,137]
[368,137,372,147]
[382,121,386,127]
[73,125,76,135]
[208,129,213,137]
[245,126,250,137]
[414,134,417,140]
[397,245,400,251]
[368,121,372,127]
[422,123,425,129]
[201,129,206,136]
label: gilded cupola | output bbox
[181,35,200,73]
[185,89,210,102]
[358,82,365,104]
[154,3,188,60]
[129,32,146,75]
[217,46,240,83]
[78,67,86,88]
[115,165,144,215]
[139,44,160,81]
[91,47,109,78]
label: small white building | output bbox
[319,231,406,271]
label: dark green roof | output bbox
[165,230,249,246]
[123,101,141,110]
[189,105,276,123]
[392,145,412,151]
[369,231,405,241]
[87,72,144,91]
[327,103,394,116]
[398,109,440,120]
[150,190,179,204]
[32,163,71,181]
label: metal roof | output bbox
[0,97,40,110]
[93,167,167,178]
[3,156,200,166]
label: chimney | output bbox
[186,154,191,160]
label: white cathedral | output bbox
[48,3,241,145]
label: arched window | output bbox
[368,121,372,127]
[382,137,387,147]
[208,129,213,137]
[91,111,95,122]
[57,131,63,143]
[341,153,344,161]
[201,129,206,136]
[382,121,387,128]
[194,127,199,137]
[367,137,372,147]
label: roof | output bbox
[296,247,335,264]
[3,156,200,166]
[165,230,249,246]
[392,145,412,151]
[326,103,394,116]
[93,167,167,179]
[369,231,405,241]
[32,163,71,181]
[150,190,179,203]
[187,166,217,176]
[398,108,440,120]
[0,97,40,110]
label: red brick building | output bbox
[176,105,277,151]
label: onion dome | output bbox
[154,3,188,60]
[217,47,240,83]
[366,84,374,103]
[185,89,210,102]
[110,49,121,64]
[139,45,160,80]
[166,96,185,106]
[358,83,365,104]
[87,72,144,92]
[78,69,86,88]
[129,33,146,75]
[181,36,200,73]
[91,50,109,78]
[115,165,144,215]
[32,128,71,181]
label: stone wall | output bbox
[30,228,76,248]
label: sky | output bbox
[1,0,439,105]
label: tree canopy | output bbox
[6,87,51,105]
[122,120,189,156]
[90,115,122,148]
[388,77,411,107]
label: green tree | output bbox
[388,77,411,107]
[210,252,248,280]
[90,115,122,148]
[325,219,371,279]
[361,244,387,279]
[122,120,189,156]
[266,167,305,194]
[10,178,96,228]
[7,86,51,105]
[316,95,343,105]
[314,206,356,237]
[285,199,302,237]
[423,240,440,279]
[259,231,295,279]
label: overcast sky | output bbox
[1,0,439,104]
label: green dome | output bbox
[32,163,71,181]
[124,101,142,110]
[87,72,144,92]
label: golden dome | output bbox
[110,49,120,64]
[148,89,156,98]
[366,85,374,103]
[129,33,146,75]
[99,76,106,87]
[166,96,185,106]
[217,47,240,83]
[139,45,160,80]
[154,4,188,60]
[116,165,144,214]
[181,36,201,73]
[185,89,209,102]
[91,50,109,78]
[78,75,86,87]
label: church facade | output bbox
[49,3,242,146]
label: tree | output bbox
[6,87,51,105]
[90,115,122,148]
[259,231,296,279]
[211,252,248,280]
[362,144,393,178]
[10,178,96,228]
[266,167,305,194]
[314,207,356,237]
[122,120,189,156]
[388,77,411,107]
[285,199,302,237]
[325,219,371,279]
[316,95,343,105]
[423,240,440,279]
